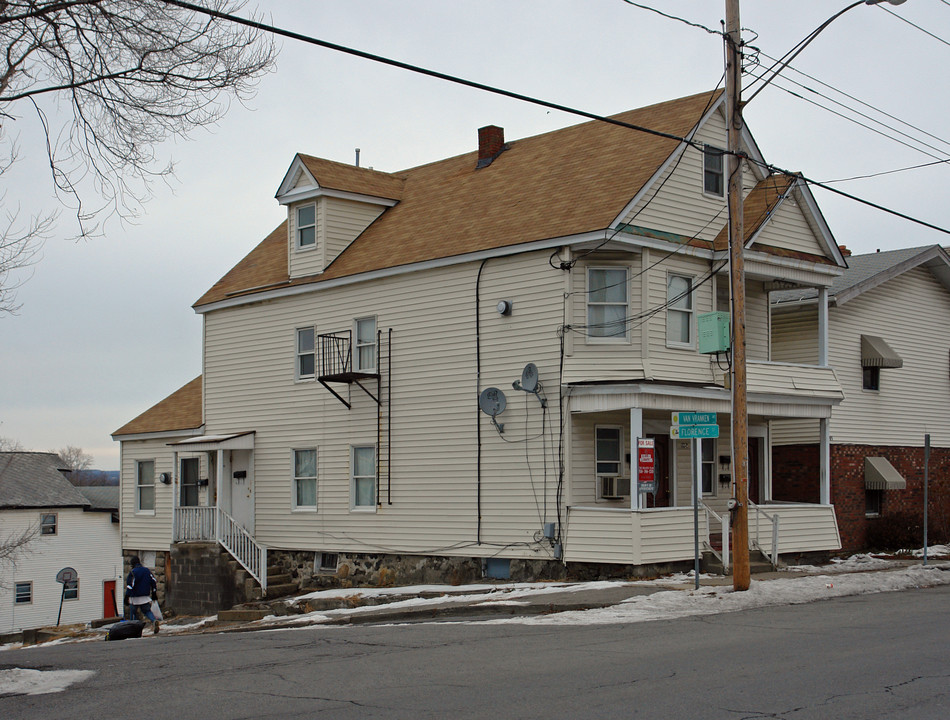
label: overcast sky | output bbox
[2,1,948,470]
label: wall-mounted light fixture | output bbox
[496,300,513,316]
[159,472,172,484]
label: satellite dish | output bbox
[520,363,539,393]
[479,387,507,417]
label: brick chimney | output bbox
[477,125,505,168]
[838,244,852,257]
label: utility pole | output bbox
[725,0,750,591]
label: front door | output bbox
[103,580,117,619]
[748,437,761,504]
[645,434,671,508]
[229,450,254,534]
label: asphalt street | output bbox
[2,584,948,719]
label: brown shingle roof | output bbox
[298,155,405,200]
[195,90,724,308]
[713,173,796,251]
[112,376,203,437]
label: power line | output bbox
[820,158,950,184]
[881,6,950,48]
[618,0,722,37]
[160,0,950,237]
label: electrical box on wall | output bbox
[698,311,731,354]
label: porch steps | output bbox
[702,550,775,576]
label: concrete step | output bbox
[266,572,293,586]
[264,582,299,598]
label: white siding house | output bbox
[114,91,850,603]
[0,453,122,635]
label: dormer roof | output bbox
[276,154,404,206]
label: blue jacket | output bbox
[125,564,156,599]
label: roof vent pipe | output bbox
[355,148,360,167]
[477,126,506,169]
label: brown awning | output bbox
[861,335,903,368]
[865,457,906,490]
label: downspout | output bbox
[475,258,489,545]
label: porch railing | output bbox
[701,503,730,571]
[749,501,780,568]
[173,506,267,595]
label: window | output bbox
[293,449,317,509]
[352,446,376,509]
[701,438,716,495]
[595,427,623,475]
[40,512,57,535]
[667,274,694,347]
[180,457,199,507]
[315,552,338,573]
[63,579,79,600]
[15,582,32,604]
[587,268,628,339]
[704,145,724,196]
[866,489,882,517]
[296,327,315,379]
[136,460,155,512]
[296,203,316,249]
[863,366,880,391]
[355,316,377,372]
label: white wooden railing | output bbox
[701,503,730,572]
[749,501,780,568]
[173,507,267,595]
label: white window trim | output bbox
[351,445,377,512]
[701,438,717,497]
[292,448,318,512]
[666,272,695,349]
[40,512,58,536]
[295,203,317,251]
[14,581,32,605]
[595,425,628,500]
[63,579,79,601]
[135,459,156,515]
[703,145,725,198]
[295,326,316,382]
[354,316,377,373]
[586,266,630,344]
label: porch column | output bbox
[171,450,179,541]
[630,408,643,510]
[819,417,831,505]
[818,287,829,367]
[215,449,225,542]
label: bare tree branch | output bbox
[0,523,38,589]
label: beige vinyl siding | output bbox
[564,507,705,565]
[569,410,632,506]
[0,508,122,633]
[289,198,324,278]
[745,279,770,361]
[750,504,841,554]
[120,438,178,549]
[827,267,950,446]
[752,192,827,257]
[324,198,386,267]
[620,109,757,243]
[203,250,567,560]
[771,306,819,363]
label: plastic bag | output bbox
[150,600,163,621]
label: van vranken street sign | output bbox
[671,411,719,439]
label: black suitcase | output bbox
[105,620,146,641]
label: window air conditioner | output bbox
[600,476,631,500]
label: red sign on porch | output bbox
[638,438,656,492]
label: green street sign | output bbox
[672,411,717,426]
[670,424,719,439]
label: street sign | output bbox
[637,438,656,493]
[670,424,719,439]
[672,411,717,426]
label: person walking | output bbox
[125,555,160,634]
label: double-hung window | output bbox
[293,449,317,509]
[595,427,629,499]
[180,457,199,507]
[14,582,32,604]
[355,316,377,373]
[296,203,316,249]
[40,512,57,535]
[352,446,376,509]
[704,145,725,197]
[296,327,315,380]
[136,460,155,512]
[667,273,694,347]
[701,438,716,495]
[587,268,628,340]
[63,579,79,600]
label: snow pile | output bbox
[0,668,94,696]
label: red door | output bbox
[103,580,118,619]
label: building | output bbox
[0,452,122,635]
[113,90,850,610]
[771,245,950,550]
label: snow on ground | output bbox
[0,668,94,696]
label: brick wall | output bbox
[772,443,950,552]
[166,542,240,616]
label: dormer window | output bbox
[703,145,724,197]
[296,204,316,249]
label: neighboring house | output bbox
[771,245,950,550]
[0,452,122,635]
[113,90,850,608]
